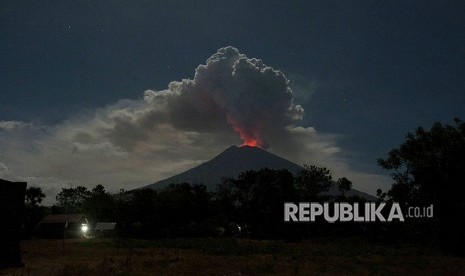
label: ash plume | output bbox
[143,46,304,148]
[0,47,391,200]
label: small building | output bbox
[38,214,89,238]
[93,222,117,238]
[0,179,27,269]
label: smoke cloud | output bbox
[131,46,303,148]
[0,47,391,202]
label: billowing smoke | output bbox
[142,46,304,148]
[0,46,392,201]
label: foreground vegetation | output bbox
[2,237,464,275]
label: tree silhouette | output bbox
[215,168,295,238]
[156,183,211,237]
[23,187,47,237]
[295,164,333,200]
[83,185,115,223]
[55,186,91,213]
[337,177,352,198]
[378,118,465,254]
[25,187,45,207]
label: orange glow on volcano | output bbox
[241,139,259,147]
[226,113,264,148]
[238,133,263,148]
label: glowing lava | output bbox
[234,124,263,148]
[242,139,259,147]
[238,130,261,147]
[226,113,264,148]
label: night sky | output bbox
[1,1,464,204]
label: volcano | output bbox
[143,145,301,191]
[142,145,375,200]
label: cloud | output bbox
[0,161,68,205]
[118,46,303,149]
[0,47,390,203]
[0,161,11,179]
[0,120,29,130]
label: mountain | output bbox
[144,145,301,190]
[142,145,376,200]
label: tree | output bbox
[215,168,295,238]
[156,183,211,237]
[83,185,115,223]
[25,187,45,207]
[295,165,333,200]
[376,188,387,202]
[113,189,136,237]
[23,187,47,238]
[127,188,158,238]
[55,186,91,213]
[378,118,465,254]
[337,177,352,198]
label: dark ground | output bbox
[1,237,464,275]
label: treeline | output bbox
[24,165,367,240]
[23,118,465,255]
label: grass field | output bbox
[1,237,464,275]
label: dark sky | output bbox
[1,1,465,200]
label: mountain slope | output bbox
[144,145,302,191]
[142,145,376,200]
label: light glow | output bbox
[226,113,264,148]
[81,224,88,233]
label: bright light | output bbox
[81,224,88,233]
